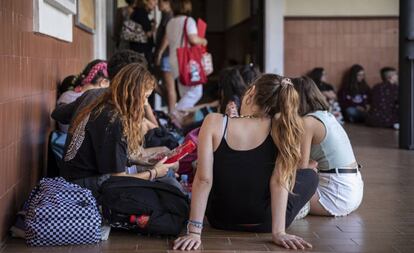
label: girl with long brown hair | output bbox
[173,74,318,251]
[293,76,364,217]
[61,63,175,195]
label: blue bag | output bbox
[25,177,101,246]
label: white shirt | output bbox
[166,16,198,78]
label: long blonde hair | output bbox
[70,63,156,157]
[251,74,303,190]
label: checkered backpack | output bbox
[25,177,101,246]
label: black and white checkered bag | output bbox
[25,177,101,246]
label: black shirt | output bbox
[52,88,108,125]
[317,82,335,92]
[155,11,173,56]
[61,103,128,180]
[130,7,154,55]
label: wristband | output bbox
[187,220,203,229]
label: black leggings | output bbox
[207,169,319,233]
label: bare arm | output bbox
[155,35,169,66]
[299,117,314,169]
[173,114,217,251]
[270,159,313,250]
[144,105,159,127]
[187,34,207,46]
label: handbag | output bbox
[201,51,214,76]
[121,20,148,43]
[177,17,208,86]
[25,178,101,246]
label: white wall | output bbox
[285,0,399,17]
[264,0,284,74]
[33,0,73,42]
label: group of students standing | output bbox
[308,64,399,129]
[114,0,207,118]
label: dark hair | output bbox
[292,76,330,116]
[58,75,77,95]
[218,67,247,114]
[125,0,136,6]
[107,49,148,80]
[239,64,261,86]
[308,67,324,87]
[341,64,370,96]
[380,67,396,82]
[171,0,192,16]
[74,59,107,87]
[251,74,303,190]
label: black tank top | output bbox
[207,116,278,225]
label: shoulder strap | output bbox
[179,17,189,48]
[222,115,229,140]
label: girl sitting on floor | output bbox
[293,77,364,217]
[173,74,318,251]
[61,63,178,197]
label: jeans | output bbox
[345,107,366,123]
[207,169,319,232]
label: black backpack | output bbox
[100,176,189,236]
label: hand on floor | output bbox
[173,233,201,251]
[272,232,312,250]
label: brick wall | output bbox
[0,0,93,242]
[284,18,398,88]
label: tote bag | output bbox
[176,18,207,86]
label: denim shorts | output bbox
[161,55,171,72]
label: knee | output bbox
[298,169,319,192]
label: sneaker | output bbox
[294,201,310,220]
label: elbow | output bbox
[195,175,212,187]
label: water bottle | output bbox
[180,174,192,199]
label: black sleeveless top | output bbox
[206,116,278,225]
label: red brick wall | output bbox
[0,0,93,242]
[284,18,398,89]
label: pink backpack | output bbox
[177,128,200,183]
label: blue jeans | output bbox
[345,107,366,123]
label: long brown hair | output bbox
[251,74,303,190]
[292,76,330,116]
[70,63,156,157]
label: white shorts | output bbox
[317,171,364,216]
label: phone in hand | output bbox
[147,140,196,164]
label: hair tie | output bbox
[281,78,293,87]
[81,62,109,86]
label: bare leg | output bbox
[163,71,176,113]
[309,191,333,216]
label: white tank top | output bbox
[307,111,356,170]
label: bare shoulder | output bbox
[201,113,224,130]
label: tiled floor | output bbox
[1,124,414,253]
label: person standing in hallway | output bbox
[114,0,136,50]
[338,64,371,123]
[155,0,176,113]
[130,0,158,69]
[156,0,208,112]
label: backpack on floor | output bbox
[100,176,189,236]
[25,177,101,246]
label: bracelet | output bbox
[188,231,201,236]
[187,220,203,229]
[186,221,203,235]
[153,168,158,179]
[146,169,154,181]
